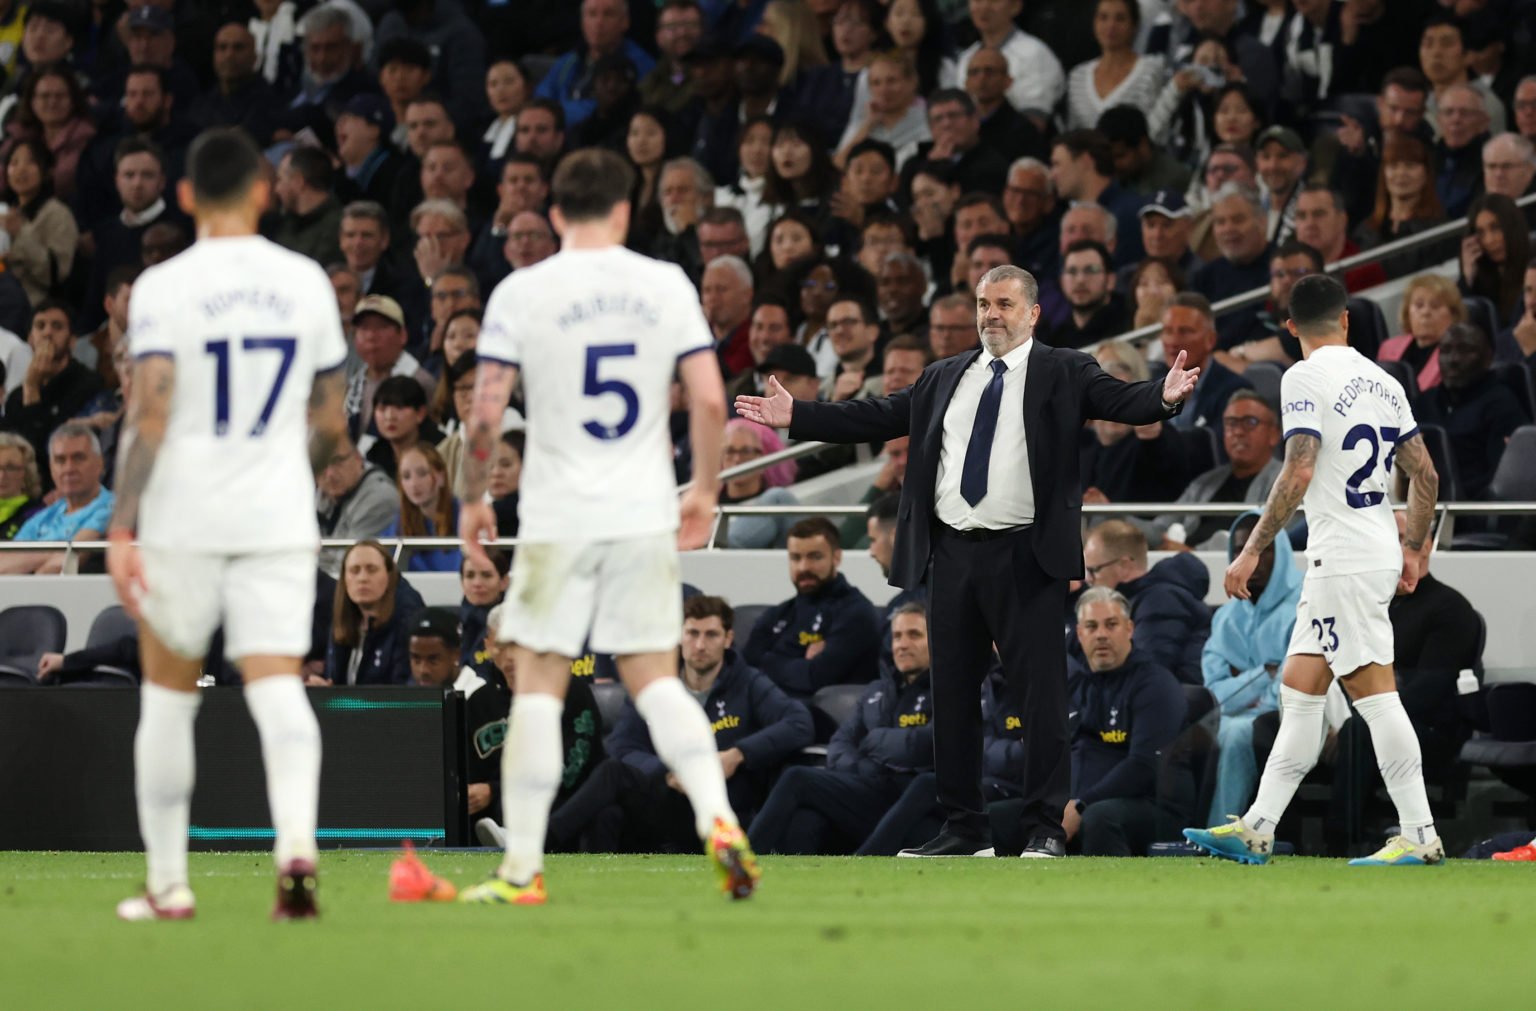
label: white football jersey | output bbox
[1279,345,1418,576]
[129,236,348,552]
[477,246,714,542]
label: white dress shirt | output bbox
[934,340,1035,530]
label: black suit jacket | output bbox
[788,342,1174,588]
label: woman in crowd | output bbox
[382,443,461,573]
[435,349,478,497]
[1209,83,1265,150]
[457,547,510,668]
[884,0,944,97]
[1149,34,1247,164]
[758,0,829,87]
[755,208,824,287]
[0,433,43,540]
[1353,131,1448,279]
[480,58,528,172]
[321,541,424,686]
[1379,273,1466,392]
[716,117,775,257]
[489,430,523,540]
[1461,193,1532,329]
[795,0,879,150]
[764,120,842,237]
[720,419,799,549]
[1494,260,1536,368]
[788,255,871,376]
[1129,257,1186,329]
[1066,0,1167,131]
[4,64,95,203]
[423,306,479,379]
[0,138,78,305]
[625,106,673,249]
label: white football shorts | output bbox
[1285,568,1398,677]
[139,547,317,661]
[496,532,682,658]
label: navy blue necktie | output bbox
[960,358,1008,506]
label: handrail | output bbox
[679,437,832,493]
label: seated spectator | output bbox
[940,0,1064,121]
[374,0,488,129]
[928,292,978,359]
[726,300,795,400]
[837,436,907,549]
[0,431,44,539]
[720,419,799,549]
[1351,131,1449,280]
[963,233,1013,298]
[381,443,462,573]
[1099,105,1190,199]
[1200,512,1301,825]
[434,347,478,494]
[188,21,279,145]
[1184,142,1258,260]
[1080,341,1196,505]
[715,117,774,258]
[1150,391,1283,551]
[457,547,510,669]
[464,603,606,842]
[1160,292,1252,438]
[835,51,929,170]
[1494,260,1536,368]
[407,200,474,326]
[316,434,399,578]
[345,294,437,439]
[1048,239,1130,349]
[1128,256,1184,329]
[335,96,404,208]
[748,602,934,854]
[376,37,434,147]
[247,0,304,103]
[701,254,754,376]
[365,374,445,478]
[504,210,558,272]
[406,608,469,690]
[3,64,96,204]
[83,138,185,332]
[622,108,673,248]
[1379,273,1464,392]
[794,0,877,149]
[1291,184,1386,294]
[75,66,195,237]
[420,141,487,239]
[651,155,713,281]
[820,296,882,402]
[0,422,112,574]
[1080,520,1210,684]
[899,88,1008,198]
[833,139,900,234]
[1461,193,1531,329]
[0,138,76,306]
[272,145,344,266]
[1433,82,1491,221]
[511,98,568,179]
[637,2,701,117]
[423,266,481,370]
[1415,323,1530,500]
[1002,155,1061,280]
[742,516,881,697]
[1123,191,1201,292]
[550,595,812,851]
[1062,587,1194,856]
[1188,183,1272,348]
[536,0,655,130]
[874,252,928,344]
[489,431,523,539]
[861,490,926,668]
[339,201,403,303]
[3,300,102,470]
[470,155,549,288]
[1223,239,1320,371]
[1049,129,1145,266]
[319,540,425,686]
[1483,133,1536,208]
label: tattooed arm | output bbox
[1390,432,1439,593]
[108,355,177,535]
[1223,433,1317,600]
[457,360,519,565]
[308,368,349,477]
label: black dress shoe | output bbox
[897,830,996,858]
[1019,836,1066,859]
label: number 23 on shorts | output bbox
[1311,616,1339,652]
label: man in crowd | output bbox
[1482,133,1536,205]
[821,297,882,403]
[1435,82,1491,218]
[84,139,184,331]
[536,0,655,129]
[4,301,103,469]
[1049,130,1144,265]
[1290,185,1386,293]
[964,46,1047,164]
[1079,520,1210,685]
[189,20,279,144]
[1049,240,1130,348]
[345,295,436,439]
[1002,156,1061,280]
[726,301,795,399]
[700,255,754,377]
[504,211,558,271]
[273,146,344,266]
[335,95,404,206]
[1161,292,1253,439]
[315,433,398,577]
[875,253,929,344]
[1099,105,1189,197]
[1255,126,1308,246]
[928,294,978,359]
[1148,391,1283,551]
[1189,184,1271,348]
[0,422,113,575]
[639,0,702,114]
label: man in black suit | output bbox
[736,265,1200,857]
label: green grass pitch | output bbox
[2,851,1532,1009]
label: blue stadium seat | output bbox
[810,683,865,744]
[0,605,67,686]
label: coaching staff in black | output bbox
[737,265,1199,857]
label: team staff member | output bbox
[737,264,1198,857]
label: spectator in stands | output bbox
[1351,130,1448,281]
[701,255,754,376]
[1332,68,1431,226]
[1434,82,1491,220]
[1190,183,1271,348]
[715,117,773,257]
[1494,261,1536,367]
[456,547,509,668]
[941,0,1063,122]
[1461,193,1532,329]
[1516,75,1536,144]
[1050,239,1130,349]
[316,433,400,578]
[536,0,654,131]
[5,64,95,204]
[1079,519,1209,685]
[189,21,278,145]
[963,45,1046,165]
[551,596,810,851]
[1151,391,1283,550]
[1161,292,1252,437]
[1208,83,1265,154]
[855,208,917,283]
[836,435,907,549]
[1099,105,1190,199]
[719,418,799,549]
[504,210,557,271]
[1185,143,1257,260]
[1253,126,1307,247]
[725,300,794,399]
[623,108,672,244]
[820,296,881,402]
[405,608,464,689]
[945,194,1010,293]
[1064,587,1193,856]
[339,202,402,302]
[832,139,899,235]
[434,346,477,493]
[651,155,713,280]
[1219,239,1318,371]
[902,89,1008,198]
[320,540,425,686]
[865,332,928,399]
[1482,133,1536,205]
[471,155,548,281]
[759,209,822,286]
[1292,185,1386,294]
[419,140,483,230]
[389,96,457,223]
[1,137,76,305]
[639,1,701,115]
[272,146,343,266]
[742,516,880,698]
[748,602,934,854]
[247,0,302,96]
[1080,340,1195,506]
[381,443,461,573]
[1049,129,1144,266]
[84,138,181,331]
[1065,0,1166,133]
[1420,16,1505,135]
[423,266,480,369]
[735,33,793,123]
[1002,156,1061,280]
[874,252,927,344]
[509,98,566,183]
[928,293,977,359]
[1379,273,1464,392]
[3,300,101,469]
[861,489,925,666]
[488,430,523,537]
[1146,0,1278,114]
[282,5,373,141]
[835,51,928,169]
[789,257,842,376]
[1200,511,1300,825]
[98,8,201,112]
[328,265,360,345]
[794,0,877,149]
[1129,256,1184,329]
[408,200,473,314]
[366,374,443,478]
[376,0,488,128]
[478,58,528,171]
[1416,323,1530,500]
[0,421,111,574]
[346,294,436,438]
[0,431,43,540]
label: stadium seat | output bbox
[1417,424,1460,501]
[0,605,66,686]
[590,681,628,733]
[731,604,772,637]
[810,682,866,744]
[1377,359,1417,405]
[1491,363,1535,419]
[1461,295,1498,343]
[1345,297,1387,362]
[1459,683,1536,801]
[1243,361,1284,417]
[1488,426,1536,502]
[1159,685,1220,852]
[53,606,138,688]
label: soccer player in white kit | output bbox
[1183,275,1446,866]
[456,147,758,904]
[106,129,350,920]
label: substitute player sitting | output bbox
[1183,275,1444,866]
[107,128,351,920]
[456,147,759,904]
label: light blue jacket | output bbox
[1201,510,1303,716]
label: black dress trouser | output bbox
[929,523,1070,844]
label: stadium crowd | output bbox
[1,0,1533,855]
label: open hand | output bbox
[1162,349,1200,404]
[734,374,795,428]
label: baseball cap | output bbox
[353,294,405,328]
[1256,125,1305,155]
[734,35,785,67]
[125,6,173,33]
[757,344,817,377]
[1139,190,1191,219]
[409,608,461,645]
[341,93,395,134]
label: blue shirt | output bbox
[16,488,114,541]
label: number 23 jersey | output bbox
[1279,344,1418,576]
[477,246,714,543]
[128,236,348,553]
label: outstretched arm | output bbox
[1224,433,1317,600]
[737,375,911,444]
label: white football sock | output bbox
[135,682,201,896]
[244,676,322,866]
[498,692,564,884]
[635,677,736,839]
[1353,691,1437,844]
[1242,686,1328,834]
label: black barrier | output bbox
[0,687,464,850]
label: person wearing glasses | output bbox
[1148,391,1283,552]
[1046,239,1129,349]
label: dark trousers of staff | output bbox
[930,522,1069,845]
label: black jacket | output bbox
[1415,372,1530,500]
[462,665,603,816]
[323,579,426,686]
[1117,554,1212,684]
[1069,649,1191,812]
[826,667,934,780]
[788,343,1177,586]
[3,361,104,478]
[742,573,881,696]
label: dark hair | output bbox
[433,347,478,423]
[1129,256,1186,295]
[868,490,900,527]
[1063,238,1113,274]
[700,205,747,230]
[332,541,401,648]
[114,135,165,169]
[883,333,934,364]
[683,594,734,631]
[1369,130,1442,232]
[1273,239,1324,272]
[786,516,840,549]
[522,97,566,131]
[378,36,433,70]
[104,263,141,296]
[1466,192,1531,321]
[16,63,90,132]
[285,144,335,193]
[1053,130,1114,177]
[1287,274,1348,333]
[1096,0,1141,29]
[1381,66,1431,96]
[125,64,169,93]
[1169,290,1214,320]
[861,209,915,246]
[954,190,1007,222]
[462,545,512,579]
[2,137,55,213]
[762,120,839,205]
[183,129,261,206]
[31,296,73,322]
[966,232,1012,257]
[409,607,462,648]
[1420,13,1463,47]
[1096,104,1150,146]
[845,138,896,173]
[500,430,525,456]
[374,374,428,410]
[927,88,975,115]
[503,151,546,179]
[551,147,635,221]
[1210,83,1264,142]
[908,158,957,189]
[829,295,878,324]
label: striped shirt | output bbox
[1065,55,1168,131]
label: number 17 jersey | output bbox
[1279,344,1418,576]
